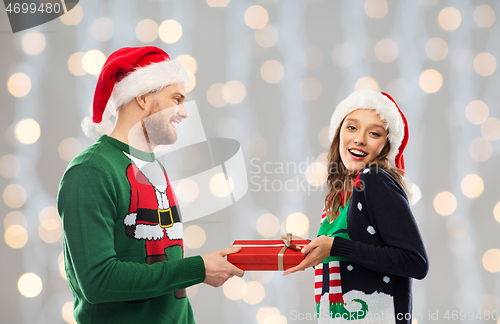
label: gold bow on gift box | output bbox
[278,218,305,270]
[231,218,308,271]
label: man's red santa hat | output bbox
[329,88,421,205]
[82,46,189,139]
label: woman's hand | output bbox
[283,236,334,275]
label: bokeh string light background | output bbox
[1,1,499,323]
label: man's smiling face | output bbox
[142,82,188,146]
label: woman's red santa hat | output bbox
[329,88,421,205]
[82,46,189,140]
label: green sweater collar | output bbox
[99,135,156,162]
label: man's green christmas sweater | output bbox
[57,135,205,324]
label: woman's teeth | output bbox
[349,149,367,157]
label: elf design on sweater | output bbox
[316,172,370,321]
[315,167,428,324]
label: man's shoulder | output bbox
[65,138,129,176]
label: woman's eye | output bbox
[370,132,380,137]
[347,126,356,131]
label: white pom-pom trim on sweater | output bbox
[134,224,164,241]
[164,223,183,240]
[329,88,404,162]
[123,213,137,226]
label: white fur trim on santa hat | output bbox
[81,116,114,140]
[329,88,405,162]
[109,59,189,111]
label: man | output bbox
[57,46,243,324]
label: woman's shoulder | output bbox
[356,166,407,197]
[357,166,394,181]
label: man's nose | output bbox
[178,103,188,119]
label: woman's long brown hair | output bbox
[325,116,407,221]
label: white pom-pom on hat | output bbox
[403,176,422,206]
[82,116,114,140]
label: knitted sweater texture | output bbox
[315,167,428,324]
[57,135,205,324]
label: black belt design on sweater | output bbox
[136,206,181,227]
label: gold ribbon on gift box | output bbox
[278,218,304,270]
[233,218,306,271]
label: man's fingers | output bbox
[220,246,241,257]
[232,265,245,277]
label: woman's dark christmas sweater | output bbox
[315,167,428,323]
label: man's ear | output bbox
[135,94,148,111]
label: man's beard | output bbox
[141,100,177,146]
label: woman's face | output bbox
[339,109,388,174]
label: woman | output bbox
[284,88,428,324]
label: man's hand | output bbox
[282,236,334,275]
[202,246,245,287]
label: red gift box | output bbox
[227,239,310,271]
